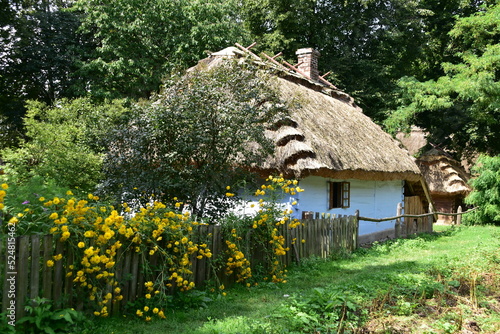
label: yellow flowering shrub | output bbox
[1,175,305,320]
[219,175,304,285]
[1,189,212,321]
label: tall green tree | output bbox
[71,0,251,100]
[241,0,490,122]
[385,3,500,159]
[0,0,92,148]
[101,61,289,219]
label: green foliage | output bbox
[101,61,288,218]
[0,0,92,148]
[385,3,500,158]
[274,287,364,333]
[465,155,500,224]
[71,0,250,100]
[17,297,89,334]
[1,98,129,192]
[0,176,74,235]
[0,312,15,334]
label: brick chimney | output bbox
[295,48,320,81]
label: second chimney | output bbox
[295,48,320,81]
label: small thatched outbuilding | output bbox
[397,128,471,224]
[193,45,432,237]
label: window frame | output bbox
[328,181,350,209]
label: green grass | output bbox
[80,225,500,333]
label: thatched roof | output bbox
[417,152,471,196]
[396,128,471,196]
[263,77,422,181]
[194,46,423,182]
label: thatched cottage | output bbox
[194,45,432,237]
[397,127,471,224]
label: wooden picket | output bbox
[0,215,358,314]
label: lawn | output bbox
[83,225,500,333]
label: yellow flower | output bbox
[78,242,85,248]
[114,287,121,294]
[149,250,155,256]
[136,310,143,317]
[225,192,234,197]
[49,212,58,220]
[145,294,151,299]
[1,183,8,190]
[66,190,73,196]
[145,316,152,322]
[152,308,159,314]
[38,196,45,202]
[158,310,166,319]
[8,217,18,224]
[226,186,231,190]
[53,254,63,261]
[144,306,149,312]
[46,260,54,267]
[53,197,60,205]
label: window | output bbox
[329,181,350,209]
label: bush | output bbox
[465,155,500,225]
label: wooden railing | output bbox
[358,204,475,238]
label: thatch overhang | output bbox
[193,46,424,184]
[417,152,471,196]
[396,128,471,197]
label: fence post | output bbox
[428,203,434,232]
[456,206,463,225]
[354,210,359,249]
[395,202,402,238]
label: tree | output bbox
[1,98,129,191]
[465,155,500,225]
[241,0,488,122]
[0,0,92,148]
[101,61,289,219]
[71,0,251,100]
[384,3,500,159]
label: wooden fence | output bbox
[0,214,358,317]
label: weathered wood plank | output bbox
[53,239,64,308]
[30,236,41,301]
[17,236,29,318]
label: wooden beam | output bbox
[282,60,311,80]
[235,42,261,61]
[261,52,287,70]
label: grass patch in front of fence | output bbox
[86,225,500,333]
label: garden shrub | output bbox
[0,175,304,321]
